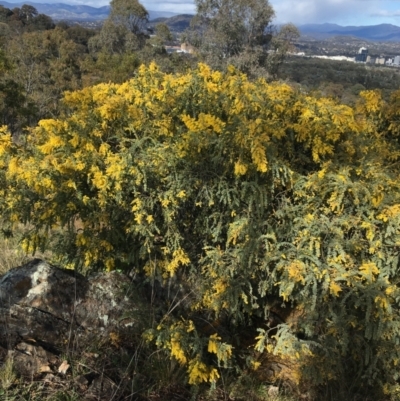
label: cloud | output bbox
[142,0,196,14]
[4,0,400,25]
[51,0,196,13]
[371,9,400,17]
[270,0,380,25]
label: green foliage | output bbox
[88,0,150,57]
[0,47,37,134]
[0,4,54,34]
[81,51,141,86]
[60,23,96,50]
[148,23,173,50]
[2,27,84,132]
[88,19,138,55]
[185,0,299,77]
[109,0,149,35]
[1,63,400,398]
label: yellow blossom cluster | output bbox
[2,63,400,391]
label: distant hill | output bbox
[149,14,194,32]
[0,1,177,21]
[0,1,110,20]
[299,23,400,41]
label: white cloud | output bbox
[38,0,197,13]
[27,0,195,13]
[142,0,195,14]
[371,9,400,17]
[2,0,400,25]
[270,0,379,25]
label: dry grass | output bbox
[0,223,55,276]
[0,357,17,390]
[0,233,30,275]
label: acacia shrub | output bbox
[0,64,400,396]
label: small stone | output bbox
[74,374,89,391]
[268,385,279,398]
[58,360,70,375]
[39,364,52,373]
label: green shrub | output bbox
[0,63,400,397]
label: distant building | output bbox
[376,57,385,65]
[394,56,400,66]
[355,47,368,63]
[165,46,183,54]
[180,43,195,54]
[311,55,355,62]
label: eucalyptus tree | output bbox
[185,0,299,77]
[90,0,149,54]
[109,0,148,36]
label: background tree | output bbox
[109,0,148,41]
[3,5,54,33]
[149,22,172,49]
[89,0,149,55]
[185,0,298,77]
[28,12,54,31]
[4,27,83,125]
[81,50,140,85]
[61,23,96,50]
[0,6,13,23]
[265,23,299,76]
[0,46,34,134]
[88,19,131,54]
[19,5,38,23]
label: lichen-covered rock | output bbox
[0,258,140,385]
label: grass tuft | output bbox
[0,357,16,390]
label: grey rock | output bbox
[0,259,139,382]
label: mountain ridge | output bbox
[1,1,398,41]
[0,1,178,20]
[149,14,193,32]
[299,23,400,41]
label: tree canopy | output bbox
[88,0,149,55]
[185,0,299,76]
[109,0,149,35]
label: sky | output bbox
[3,0,400,26]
